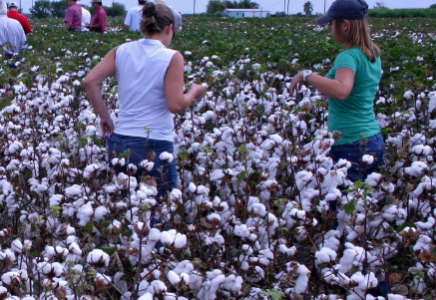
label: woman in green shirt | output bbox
[290,0,384,183]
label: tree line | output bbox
[206,0,260,16]
[30,0,126,19]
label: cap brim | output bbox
[315,14,334,25]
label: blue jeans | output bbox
[328,133,385,182]
[106,133,178,201]
[328,134,387,296]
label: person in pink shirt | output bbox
[64,0,82,31]
[85,0,106,33]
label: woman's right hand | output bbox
[190,84,206,100]
[100,116,115,137]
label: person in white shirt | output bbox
[124,0,146,31]
[0,0,27,58]
[85,3,204,202]
[81,7,91,32]
[155,0,182,32]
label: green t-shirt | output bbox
[326,47,382,145]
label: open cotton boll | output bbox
[339,249,356,273]
[138,293,153,300]
[404,161,428,177]
[207,213,221,223]
[11,239,23,253]
[174,233,187,249]
[148,228,161,241]
[160,230,177,245]
[167,270,181,285]
[362,155,374,165]
[293,264,310,293]
[49,194,63,206]
[64,184,83,197]
[86,249,110,267]
[315,247,337,265]
[159,152,174,163]
[93,206,109,222]
[170,189,183,202]
[415,216,435,230]
[365,172,382,187]
[387,294,405,300]
[209,169,225,181]
[234,224,251,238]
[77,201,94,226]
[1,271,21,285]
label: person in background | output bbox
[155,0,182,32]
[290,0,384,183]
[0,0,27,58]
[81,6,91,32]
[64,0,82,31]
[290,1,386,295]
[7,2,32,34]
[85,0,106,33]
[84,3,204,202]
[124,0,147,31]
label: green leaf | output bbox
[259,289,285,300]
[432,247,436,255]
[344,200,355,215]
[99,219,112,227]
[101,247,118,254]
[122,230,132,237]
[396,222,414,232]
[83,222,93,232]
[353,180,363,189]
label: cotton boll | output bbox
[1,271,21,285]
[11,239,23,253]
[404,161,428,177]
[339,249,356,273]
[174,233,187,249]
[315,247,337,266]
[138,293,153,300]
[159,152,174,163]
[293,264,310,293]
[86,249,110,267]
[387,294,405,300]
[93,206,108,222]
[180,272,190,284]
[160,230,176,245]
[234,224,250,238]
[365,172,382,187]
[77,201,94,226]
[362,155,374,165]
[167,270,181,285]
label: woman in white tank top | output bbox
[84,3,204,204]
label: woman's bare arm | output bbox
[84,47,118,136]
[290,68,355,101]
[165,52,205,114]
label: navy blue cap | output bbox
[316,0,369,25]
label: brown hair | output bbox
[335,18,381,63]
[140,3,174,36]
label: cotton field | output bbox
[0,17,435,300]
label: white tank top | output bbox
[114,39,178,141]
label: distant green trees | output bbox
[368,8,436,17]
[50,0,69,18]
[207,0,260,16]
[30,0,51,19]
[303,1,313,17]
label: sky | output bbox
[18,0,434,14]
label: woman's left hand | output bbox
[289,71,304,96]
